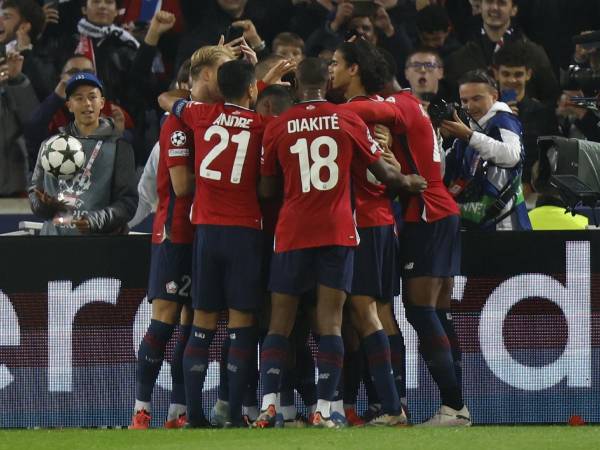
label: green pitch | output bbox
[1,427,599,450]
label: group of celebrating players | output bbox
[130,36,471,430]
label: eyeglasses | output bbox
[406,62,442,72]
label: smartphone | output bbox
[225,25,244,43]
[500,89,517,103]
[350,0,377,17]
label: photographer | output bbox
[442,70,531,231]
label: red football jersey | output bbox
[261,100,383,253]
[177,101,266,229]
[345,96,394,228]
[153,114,195,244]
[384,92,459,222]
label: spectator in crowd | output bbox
[492,41,559,193]
[0,51,38,197]
[305,0,412,80]
[24,54,135,167]
[29,72,138,235]
[415,5,461,62]
[271,32,305,64]
[555,33,600,143]
[0,0,53,99]
[442,69,531,231]
[404,47,445,108]
[176,0,273,69]
[444,0,560,104]
[517,0,600,74]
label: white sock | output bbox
[281,405,296,421]
[242,405,259,421]
[331,400,345,416]
[167,403,186,421]
[316,399,331,418]
[261,393,277,411]
[134,400,151,413]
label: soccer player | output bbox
[254,57,426,429]
[130,45,235,430]
[380,73,470,428]
[159,59,267,428]
[328,39,407,426]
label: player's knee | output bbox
[151,299,182,324]
[377,303,399,334]
[228,309,255,328]
[192,309,219,330]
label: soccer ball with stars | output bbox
[40,134,86,179]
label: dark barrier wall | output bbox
[0,233,598,427]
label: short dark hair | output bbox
[257,85,294,115]
[217,60,256,101]
[458,69,499,91]
[296,57,329,89]
[272,32,305,53]
[336,40,389,94]
[2,0,45,43]
[405,47,443,68]
[416,5,450,34]
[493,41,531,69]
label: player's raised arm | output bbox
[157,89,191,114]
[340,100,407,133]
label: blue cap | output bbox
[65,72,104,98]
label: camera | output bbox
[426,97,464,127]
[562,65,600,92]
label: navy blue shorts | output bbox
[269,246,354,296]
[400,215,461,278]
[192,225,264,312]
[351,225,399,301]
[147,241,192,304]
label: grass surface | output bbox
[1,427,600,450]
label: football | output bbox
[40,134,86,179]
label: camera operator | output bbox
[556,31,600,143]
[441,69,531,231]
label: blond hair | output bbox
[189,45,236,79]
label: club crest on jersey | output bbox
[306,105,316,110]
[166,281,178,294]
[170,131,187,146]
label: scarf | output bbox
[77,18,140,49]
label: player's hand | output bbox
[231,20,262,48]
[440,110,473,142]
[43,3,60,25]
[240,38,258,65]
[382,148,401,171]
[145,11,176,45]
[330,2,353,32]
[33,188,71,213]
[401,174,428,193]
[373,124,392,151]
[262,59,297,85]
[110,104,126,133]
[72,217,91,233]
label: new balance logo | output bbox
[229,333,237,340]
[318,373,330,380]
[404,262,414,270]
[266,368,280,375]
[227,363,238,373]
[189,364,206,372]
[194,332,206,339]
[145,356,161,364]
